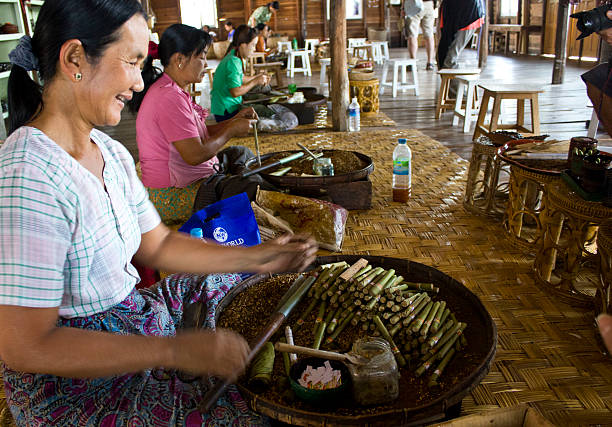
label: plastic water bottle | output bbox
[348,97,360,132]
[392,138,412,203]
[190,227,204,239]
[292,37,298,50]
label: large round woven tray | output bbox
[245,150,374,190]
[216,255,497,426]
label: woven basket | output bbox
[349,70,375,81]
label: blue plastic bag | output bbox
[179,192,261,247]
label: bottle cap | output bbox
[190,228,204,238]
[398,138,407,144]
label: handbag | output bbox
[404,0,423,18]
[180,192,261,247]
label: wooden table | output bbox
[489,24,523,55]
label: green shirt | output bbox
[210,49,244,116]
[249,6,272,27]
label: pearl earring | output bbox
[75,72,82,81]
[178,64,182,69]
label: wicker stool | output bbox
[596,220,612,316]
[380,58,419,98]
[533,182,612,307]
[503,165,560,252]
[473,84,544,141]
[435,68,481,119]
[463,137,510,217]
[349,78,380,116]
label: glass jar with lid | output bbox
[347,337,399,405]
[313,157,334,176]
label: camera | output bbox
[571,4,612,40]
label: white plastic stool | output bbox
[305,38,319,56]
[371,41,389,64]
[348,38,367,48]
[380,58,419,97]
[277,41,292,54]
[452,75,480,133]
[287,50,311,77]
[319,58,330,95]
[587,107,599,138]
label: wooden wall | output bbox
[151,0,181,35]
[215,0,405,47]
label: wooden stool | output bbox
[287,50,311,77]
[349,78,380,116]
[503,165,560,252]
[435,68,481,119]
[463,136,510,217]
[380,58,419,98]
[352,44,374,62]
[452,75,480,133]
[205,67,215,87]
[473,84,544,141]
[319,58,331,95]
[247,52,266,76]
[348,38,367,48]
[533,181,612,307]
[253,62,285,88]
[596,220,612,316]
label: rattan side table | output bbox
[349,78,380,116]
[463,137,510,217]
[503,165,560,252]
[596,220,612,315]
[534,182,612,307]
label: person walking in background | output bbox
[248,1,279,27]
[436,0,484,70]
[404,0,437,70]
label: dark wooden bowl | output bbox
[216,255,497,426]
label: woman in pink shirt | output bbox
[130,24,257,189]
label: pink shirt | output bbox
[136,73,218,188]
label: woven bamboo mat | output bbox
[245,129,612,425]
[1,130,609,426]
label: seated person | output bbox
[224,21,234,42]
[0,0,318,425]
[201,24,217,40]
[130,24,257,189]
[255,23,287,68]
[211,25,269,122]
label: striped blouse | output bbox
[0,127,161,318]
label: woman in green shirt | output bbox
[211,25,269,122]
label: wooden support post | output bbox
[331,0,349,131]
[384,0,390,43]
[479,0,488,69]
[301,0,307,42]
[552,0,570,84]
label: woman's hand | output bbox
[236,107,259,120]
[173,328,250,380]
[230,117,257,137]
[255,72,269,86]
[252,234,318,274]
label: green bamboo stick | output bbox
[368,269,396,297]
[430,301,447,333]
[428,348,456,387]
[411,301,434,334]
[419,301,441,337]
[325,306,344,334]
[296,297,319,326]
[312,300,327,333]
[402,294,431,326]
[325,311,355,344]
[373,315,406,367]
[425,318,454,350]
[313,321,327,350]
